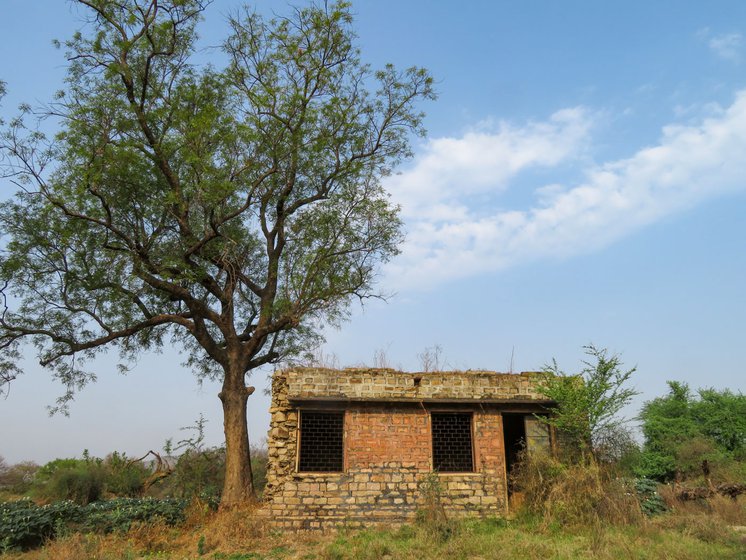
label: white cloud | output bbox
[704,30,743,62]
[385,91,746,290]
[387,107,594,222]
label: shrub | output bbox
[634,478,667,516]
[511,451,644,527]
[31,455,106,505]
[146,416,267,501]
[415,473,455,541]
[157,447,225,500]
[250,445,268,496]
[538,345,638,461]
[509,451,566,514]
[0,496,188,551]
[29,451,152,503]
[102,451,149,497]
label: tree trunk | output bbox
[219,364,256,508]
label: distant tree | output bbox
[538,345,638,461]
[0,459,39,495]
[638,381,746,481]
[0,0,433,507]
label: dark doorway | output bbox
[502,414,526,495]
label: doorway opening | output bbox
[502,413,526,496]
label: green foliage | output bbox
[415,473,454,542]
[0,497,187,551]
[78,497,187,533]
[103,451,150,497]
[633,450,677,481]
[31,453,106,505]
[197,534,206,556]
[152,417,266,501]
[539,345,638,458]
[0,0,433,507]
[157,415,224,501]
[637,382,746,481]
[166,448,225,501]
[0,0,432,403]
[250,446,268,497]
[634,478,667,516]
[29,451,149,504]
[0,498,80,551]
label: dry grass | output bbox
[4,516,744,560]
[510,452,643,528]
[652,488,746,548]
[659,485,746,525]
[6,533,133,560]
[3,492,745,559]
[320,516,745,560]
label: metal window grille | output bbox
[431,412,474,472]
[298,411,344,472]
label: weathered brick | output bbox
[260,367,551,530]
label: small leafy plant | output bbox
[0,497,188,551]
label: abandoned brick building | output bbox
[262,368,556,529]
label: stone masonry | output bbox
[261,368,553,530]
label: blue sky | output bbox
[1,1,745,463]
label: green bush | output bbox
[0,498,81,551]
[78,497,187,533]
[156,447,224,500]
[0,496,188,551]
[28,451,151,504]
[148,416,266,500]
[634,478,667,516]
[31,455,106,505]
[251,446,268,496]
[102,451,149,497]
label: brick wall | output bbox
[346,409,431,470]
[262,368,550,529]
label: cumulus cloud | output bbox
[385,91,746,290]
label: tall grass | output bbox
[510,451,644,528]
[3,502,744,560]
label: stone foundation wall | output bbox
[262,368,549,529]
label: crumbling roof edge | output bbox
[287,396,555,406]
[281,367,544,377]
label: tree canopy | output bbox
[637,381,746,481]
[0,0,433,506]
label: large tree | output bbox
[0,0,433,506]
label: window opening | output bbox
[298,411,344,472]
[431,412,474,472]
